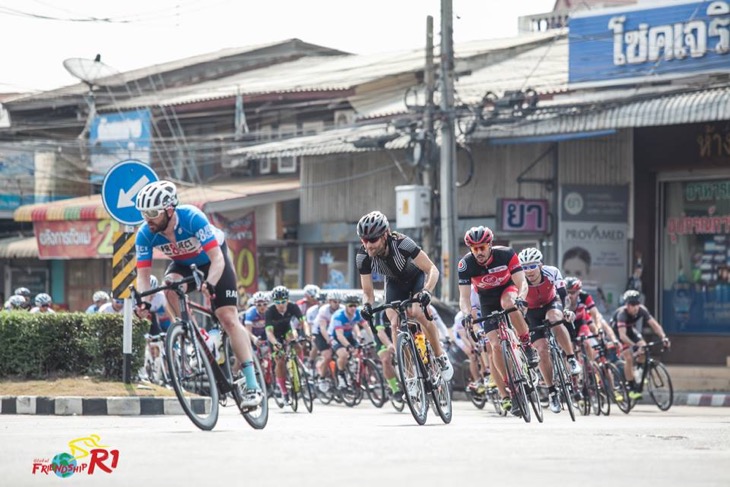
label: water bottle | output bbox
[414,330,428,364]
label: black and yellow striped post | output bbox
[113,230,136,383]
[112,231,137,299]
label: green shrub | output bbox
[0,311,148,380]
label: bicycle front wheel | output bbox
[647,361,673,411]
[362,359,386,408]
[502,341,530,423]
[552,348,575,422]
[396,330,428,425]
[166,322,219,431]
[606,362,631,414]
[296,358,315,413]
[221,334,269,429]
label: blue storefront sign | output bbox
[89,109,151,184]
[569,1,730,85]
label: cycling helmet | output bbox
[35,293,52,306]
[8,295,26,310]
[518,247,543,265]
[564,277,582,293]
[92,290,110,303]
[303,284,320,299]
[252,291,269,304]
[149,275,159,289]
[623,290,641,305]
[318,291,328,303]
[271,286,289,302]
[357,211,389,240]
[326,290,341,302]
[14,287,31,297]
[135,180,179,212]
[464,226,493,246]
[343,293,361,306]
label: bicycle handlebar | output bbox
[471,307,518,325]
[369,297,432,322]
[129,264,205,305]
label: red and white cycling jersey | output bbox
[525,265,564,309]
[457,246,522,298]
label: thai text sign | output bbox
[499,199,548,232]
[35,220,120,259]
[569,1,730,85]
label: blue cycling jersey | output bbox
[243,305,267,339]
[135,205,226,268]
[328,308,363,340]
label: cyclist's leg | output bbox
[501,287,538,366]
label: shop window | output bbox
[661,179,730,334]
[305,246,350,289]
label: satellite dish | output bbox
[63,56,122,86]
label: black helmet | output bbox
[271,286,289,302]
[357,211,389,240]
[343,293,361,306]
[622,290,641,305]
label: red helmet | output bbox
[565,277,582,292]
[464,226,493,247]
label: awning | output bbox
[0,236,38,259]
[14,177,300,222]
[471,86,730,140]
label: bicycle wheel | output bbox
[165,322,219,431]
[606,362,631,414]
[221,334,269,429]
[427,349,452,424]
[362,359,386,408]
[582,363,601,416]
[502,341,530,423]
[523,353,543,423]
[552,349,575,422]
[396,330,428,425]
[467,388,487,409]
[296,358,315,413]
[286,358,299,412]
[597,367,611,416]
[647,361,673,411]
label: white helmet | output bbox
[135,180,179,212]
[92,290,110,303]
[252,291,269,304]
[35,293,52,306]
[8,295,26,309]
[518,247,543,265]
[303,284,320,299]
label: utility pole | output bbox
[422,15,436,257]
[439,0,458,302]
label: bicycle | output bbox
[275,337,315,413]
[575,335,609,416]
[143,332,169,386]
[626,341,674,411]
[473,308,542,424]
[348,342,387,408]
[370,297,452,425]
[130,265,268,431]
[531,319,576,422]
[590,335,630,414]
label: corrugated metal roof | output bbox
[106,31,564,111]
[228,123,411,159]
[14,177,299,222]
[470,86,730,139]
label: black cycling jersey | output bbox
[264,302,303,341]
[356,232,422,283]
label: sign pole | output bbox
[113,228,137,383]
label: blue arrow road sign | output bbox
[101,160,159,226]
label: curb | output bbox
[0,396,211,416]
[452,391,730,408]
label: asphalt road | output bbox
[1,402,728,487]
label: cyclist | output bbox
[4,287,32,311]
[242,291,269,345]
[518,247,579,414]
[564,277,620,359]
[611,289,671,400]
[99,298,124,314]
[457,225,537,415]
[4,295,28,311]
[312,291,342,391]
[30,293,55,314]
[264,285,304,404]
[86,290,110,313]
[328,293,372,390]
[453,286,492,395]
[356,210,453,380]
[133,180,262,408]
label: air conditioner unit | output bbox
[278,156,297,173]
[334,109,356,128]
[259,158,271,174]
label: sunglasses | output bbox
[470,245,488,253]
[273,299,287,305]
[347,304,358,308]
[522,263,540,270]
[141,209,164,219]
[361,236,381,244]
[255,302,267,307]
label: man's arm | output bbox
[413,252,439,293]
[203,245,225,286]
[512,270,528,301]
[335,328,350,347]
[646,318,668,340]
[360,274,375,306]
